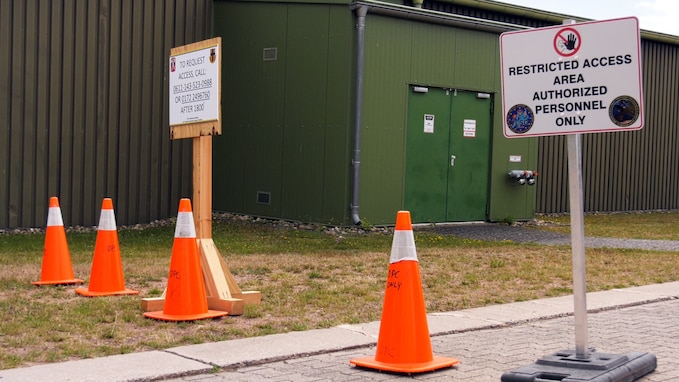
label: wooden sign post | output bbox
[142,37,260,315]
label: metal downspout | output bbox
[351,5,367,225]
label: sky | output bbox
[496,0,679,36]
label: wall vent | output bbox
[263,47,278,61]
[257,191,271,205]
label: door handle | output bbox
[450,155,456,167]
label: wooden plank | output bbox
[170,122,220,140]
[198,238,262,314]
[193,136,212,238]
[140,297,165,312]
[206,297,244,316]
[198,239,230,298]
[142,296,246,316]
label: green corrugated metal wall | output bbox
[212,2,354,223]
[214,2,287,219]
[6,0,675,229]
[535,38,679,213]
[359,14,537,224]
[359,15,411,225]
[212,2,538,225]
[0,0,211,229]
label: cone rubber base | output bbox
[143,309,228,322]
[32,278,84,286]
[74,287,139,297]
[350,355,459,374]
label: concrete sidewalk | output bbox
[1,281,677,381]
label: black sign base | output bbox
[501,349,656,382]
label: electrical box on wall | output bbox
[488,135,539,222]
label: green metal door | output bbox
[446,89,492,221]
[405,86,450,223]
[405,86,492,223]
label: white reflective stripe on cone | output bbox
[47,207,64,227]
[389,230,419,264]
[175,211,196,238]
[98,209,117,231]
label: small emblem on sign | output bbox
[609,96,640,127]
[506,104,535,134]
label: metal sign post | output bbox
[567,132,588,359]
[499,18,657,381]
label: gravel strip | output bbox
[419,222,679,251]
[5,212,679,252]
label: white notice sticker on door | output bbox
[424,114,434,133]
[463,119,476,137]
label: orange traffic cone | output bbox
[144,198,228,321]
[33,197,84,285]
[350,211,459,373]
[75,198,139,297]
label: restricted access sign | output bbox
[500,17,643,138]
[169,37,221,139]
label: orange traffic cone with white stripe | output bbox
[75,198,138,297]
[350,211,459,373]
[33,197,84,285]
[144,198,228,321]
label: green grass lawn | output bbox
[0,212,677,370]
[531,210,679,240]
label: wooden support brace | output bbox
[140,239,261,315]
[141,135,261,315]
[198,238,261,315]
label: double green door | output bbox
[405,86,492,223]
